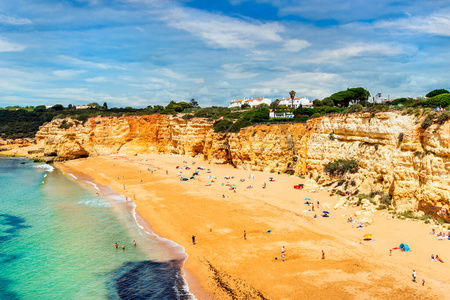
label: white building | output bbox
[278,97,311,108]
[228,97,272,108]
[371,93,392,104]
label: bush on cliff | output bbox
[324,159,359,176]
[421,113,436,130]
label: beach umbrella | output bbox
[322,211,330,214]
[364,234,372,239]
[357,222,363,226]
[269,177,273,180]
[304,198,311,200]
[231,184,236,187]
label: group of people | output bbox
[435,107,446,113]
[430,254,444,263]
[114,240,136,250]
[430,228,450,240]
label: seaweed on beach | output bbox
[205,260,269,300]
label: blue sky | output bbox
[0,0,449,108]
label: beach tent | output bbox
[399,243,411,252]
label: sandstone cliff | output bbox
[35,113,450,220]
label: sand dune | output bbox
[58,154,450,299]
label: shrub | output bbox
[398,132,404,143]
[421,113,435,130]
[309,113,321,119]
[213,119,233,132]
[437,111,450,125]
[324,159,359,176]
[329,131,335,141]
[377,205,387,210]
[228,119,252,133]
[182,114,194,120]
[397,210,414,219]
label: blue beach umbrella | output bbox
[323,211,330,214]
[304,198,311,200]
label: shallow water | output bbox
[0,158,192,299]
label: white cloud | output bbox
[284,39,310,52]
[162,7,284,49]
[53,69,85,78]
[59,55,125,70]
[222,63,258,79]
[259,71,342,99]
[85,76,108,82]
[377,12,450,37]
[309,44,406,63]
[156,68,204,83]
[0,38,25,52]
[0,14,31,25]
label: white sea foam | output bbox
[78,198,110,208]
[33,164,54,172]
[68,173,77,179]
[84,180,100,191]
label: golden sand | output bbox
[57,154,449,299]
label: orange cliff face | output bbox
[35,113,450,219]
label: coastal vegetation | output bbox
[324,159,359,177]
[1,87,449,139]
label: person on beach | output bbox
[133,240,136,247]
[282,252,285,262]
[115,242,118,249]
[322,250,325,259]
[263,182,266,189]
[390,249,392,256]
[122,244,125,251]
[412,270,416,282]
[244,230,246,240]
[317,201,320,208]
[422,279,425,286]
[166,170,168,175]
[192,235,196,245]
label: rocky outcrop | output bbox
[35,113,450,220]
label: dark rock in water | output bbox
[109,260,192,300]
[20,162,25,164]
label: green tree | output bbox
[87,102,99,108]
[313,99,323,107]
[289,90,296,108]
[34,105,47,112]
[103,102,108,109]
[189,99,199,108]
[270,99,280,110]
[51,104,64,111]
[426,89,449,98]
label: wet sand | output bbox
[58,154,449,299]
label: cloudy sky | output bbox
[0,0,449,108]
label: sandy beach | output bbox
[55,154,449,299]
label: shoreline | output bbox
[57,153,449,299]
[56,162,208,299]
[3,148,450,299]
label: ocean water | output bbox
[0,158,192,300]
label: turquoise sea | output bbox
[0,157,192,299]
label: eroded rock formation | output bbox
[35,113,450,219]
